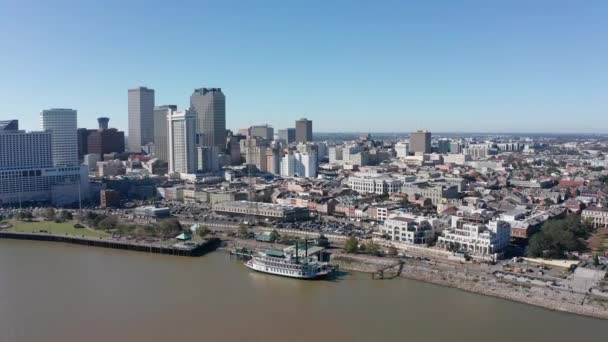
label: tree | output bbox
[58,210,73,221]
[269,229,280,242]
[344,236,358,253]
[158,218,183,238]
[527,216,588,258]
[238,224,249,237]
[16,211,33,221]
[387,245,398,257]
[365,241,382,256]
[97,215,118,230]
[594,254,600,267]
[41,208,56,221]
[197,225,211,238]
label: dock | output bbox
[0,231,220,257]
[372,261,405,280]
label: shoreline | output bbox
[2,234,606,320]
[330,254,608,320]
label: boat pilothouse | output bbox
[245,241,332,279]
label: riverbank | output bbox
[331,253,608,320]
[0,231,220,257]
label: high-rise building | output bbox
[41,108,78,166]
[196,145,220,173]
[168,110,197,174]
[0,121,88,206]
[280,150,317,178]
[409,130,431,155]
[449,142,462,154]
[0,120,18,131]
[249,124,274,141]
[153,105,177,162]
[128,86,155,152]
[226,134,242,165]
[265,147,281,175]
[77,118,125,160]
[295,118,313,143]
[190,88,226,148]
[437,139,450,154]
[395,141,409,158]
[277,128,296,144]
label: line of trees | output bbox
[527,216,593,259]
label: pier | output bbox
[372,261,405,280]
[0,231,220,257]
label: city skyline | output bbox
[1,1,607,133]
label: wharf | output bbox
[0,231,220,257]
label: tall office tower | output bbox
[190,88,225,148]
[449,142,462,154]
[128,86,155,152]
[437,139,450,154]
[168,110,197,174]
[277,128,296,144]
[226,134,242,165]
[87,117,125,157]
[196,145,220,173]
[295,118,313,143]
[316,142,328,160]
[409,130,431,155]
[1,120,88,205]
[0,120,18,131]
[329,146,343,164]
[265,147,281,175]
[153,105,177,162]
[249,124,274,141]
[78,118,126,160]
[41,108,78,166]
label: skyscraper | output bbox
[409,130,431,155]
[168,110,197,174]
[41,108,78,166]
[249,124,274,141]
[1,120,88,206]
[295,118,313,143]
[153,105,177,162]
[128,86,155,152]
[190,88,225,148]
[277,128,296,144]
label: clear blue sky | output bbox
[1,0,607,133]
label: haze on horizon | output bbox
[0,0,606,134]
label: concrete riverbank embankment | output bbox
[0,231,221,257]
[331,253,608,320]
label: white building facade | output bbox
[437,220,511,256]
[168,110,197,174]
[40,108,78,166]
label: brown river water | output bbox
[0,240,606,342]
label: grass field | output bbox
[6,220,109,238]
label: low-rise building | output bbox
[134,206,170,218]
[437,220,510,257]
[100,189,120,208]
[380,215,434,245]
[213,201,310,221]
[348,175,402,195]
[582,206,608,228]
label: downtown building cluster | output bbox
[0,114,89,206]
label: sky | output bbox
[0,0,607,134]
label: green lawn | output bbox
[7,220,109,238]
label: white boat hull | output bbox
[245,260,329,279]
